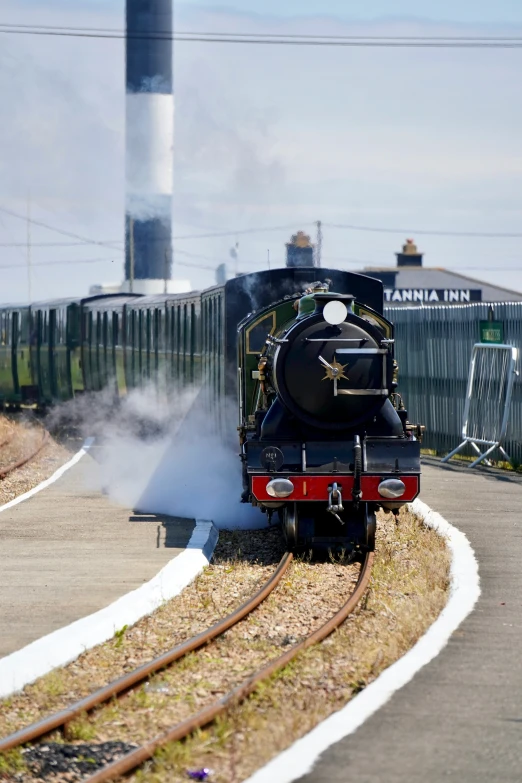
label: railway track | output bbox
[0,552,293,754]
[0,428,49,480]
[0,550,373,782]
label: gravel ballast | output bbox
[0,416,72,506]
[0,512,450,783]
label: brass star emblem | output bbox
[322,360,348,382]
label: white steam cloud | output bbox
[50,385,268,531]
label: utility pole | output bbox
[164,248,168,294]
[129,217,135,293]
[267,249,271,270]
[315,220,322,268]
[27,194,32,301]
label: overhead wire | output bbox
[0,205,123,250]
[324,221,522,238]
[0,23,522,47]
[0,22,521,41]
[0,208,307,245]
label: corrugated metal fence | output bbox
[384,303,522,464]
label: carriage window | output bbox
[4,312,11,346]
[246,312,276,354]
[176,305,181,356]
[113,312,120,347]
[57,309,65,345]
[104,312,110,349]
[183,304,188,356]
[126,310,133,346]
[144,309,150,350]
[155,311,159,351]
[190,303,196,359]
[19,311,30,345]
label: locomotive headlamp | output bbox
[378,479,406,499]
[323,300,348,325]
[266,478,294,498]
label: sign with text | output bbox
[384,288,482,304]
[479,320,504,344]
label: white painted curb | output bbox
[0,436,95,515]
[244,496,481,783]
[0,519,219,699]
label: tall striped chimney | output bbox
[125,0,173,292]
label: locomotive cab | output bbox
[237,283,422,556]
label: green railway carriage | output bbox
[123,292,202,394]
[81,295,140,396]
[0,305,32,405]
[0,267,388,418]
[30,298,82,404]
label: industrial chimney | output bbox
[124,0,174,293]
[286,231,316,268]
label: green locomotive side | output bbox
[238,297,297,427]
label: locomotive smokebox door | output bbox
[334,348,390,397]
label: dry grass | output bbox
[0,511,449,783]
[0,415,71,505]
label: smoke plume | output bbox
[49,386,269,531]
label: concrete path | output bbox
[301,458,522,783]
[0,453,194,657]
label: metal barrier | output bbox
[385,302,522,465]
[441,343,518,467]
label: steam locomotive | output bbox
[0,266,421,552]
[237,272,422,553]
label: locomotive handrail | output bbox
[305,338,369,343]
[337,389,389,396]
[336,348,387,354]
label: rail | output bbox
[0,429,49,479]
[84,552,374,783]
[0,552,293,753]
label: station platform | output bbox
[301,457,522,783]
[0,451,194,658]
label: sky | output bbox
[90,0,522,24]
[0,0,521,301]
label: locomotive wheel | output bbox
[282,502,299,550]
[364,504,377,551]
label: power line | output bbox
[0,205,123,250]
[2,23,522,41]
[1,24,522,47]
[173,224,304,240]
[0,240,121,248]
[325,221,522,238]
[0,208,305,245]
[0,256,119,270]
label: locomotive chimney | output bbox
[124,0,174,293]
[396,238,423,268]
[313,292,355,315]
